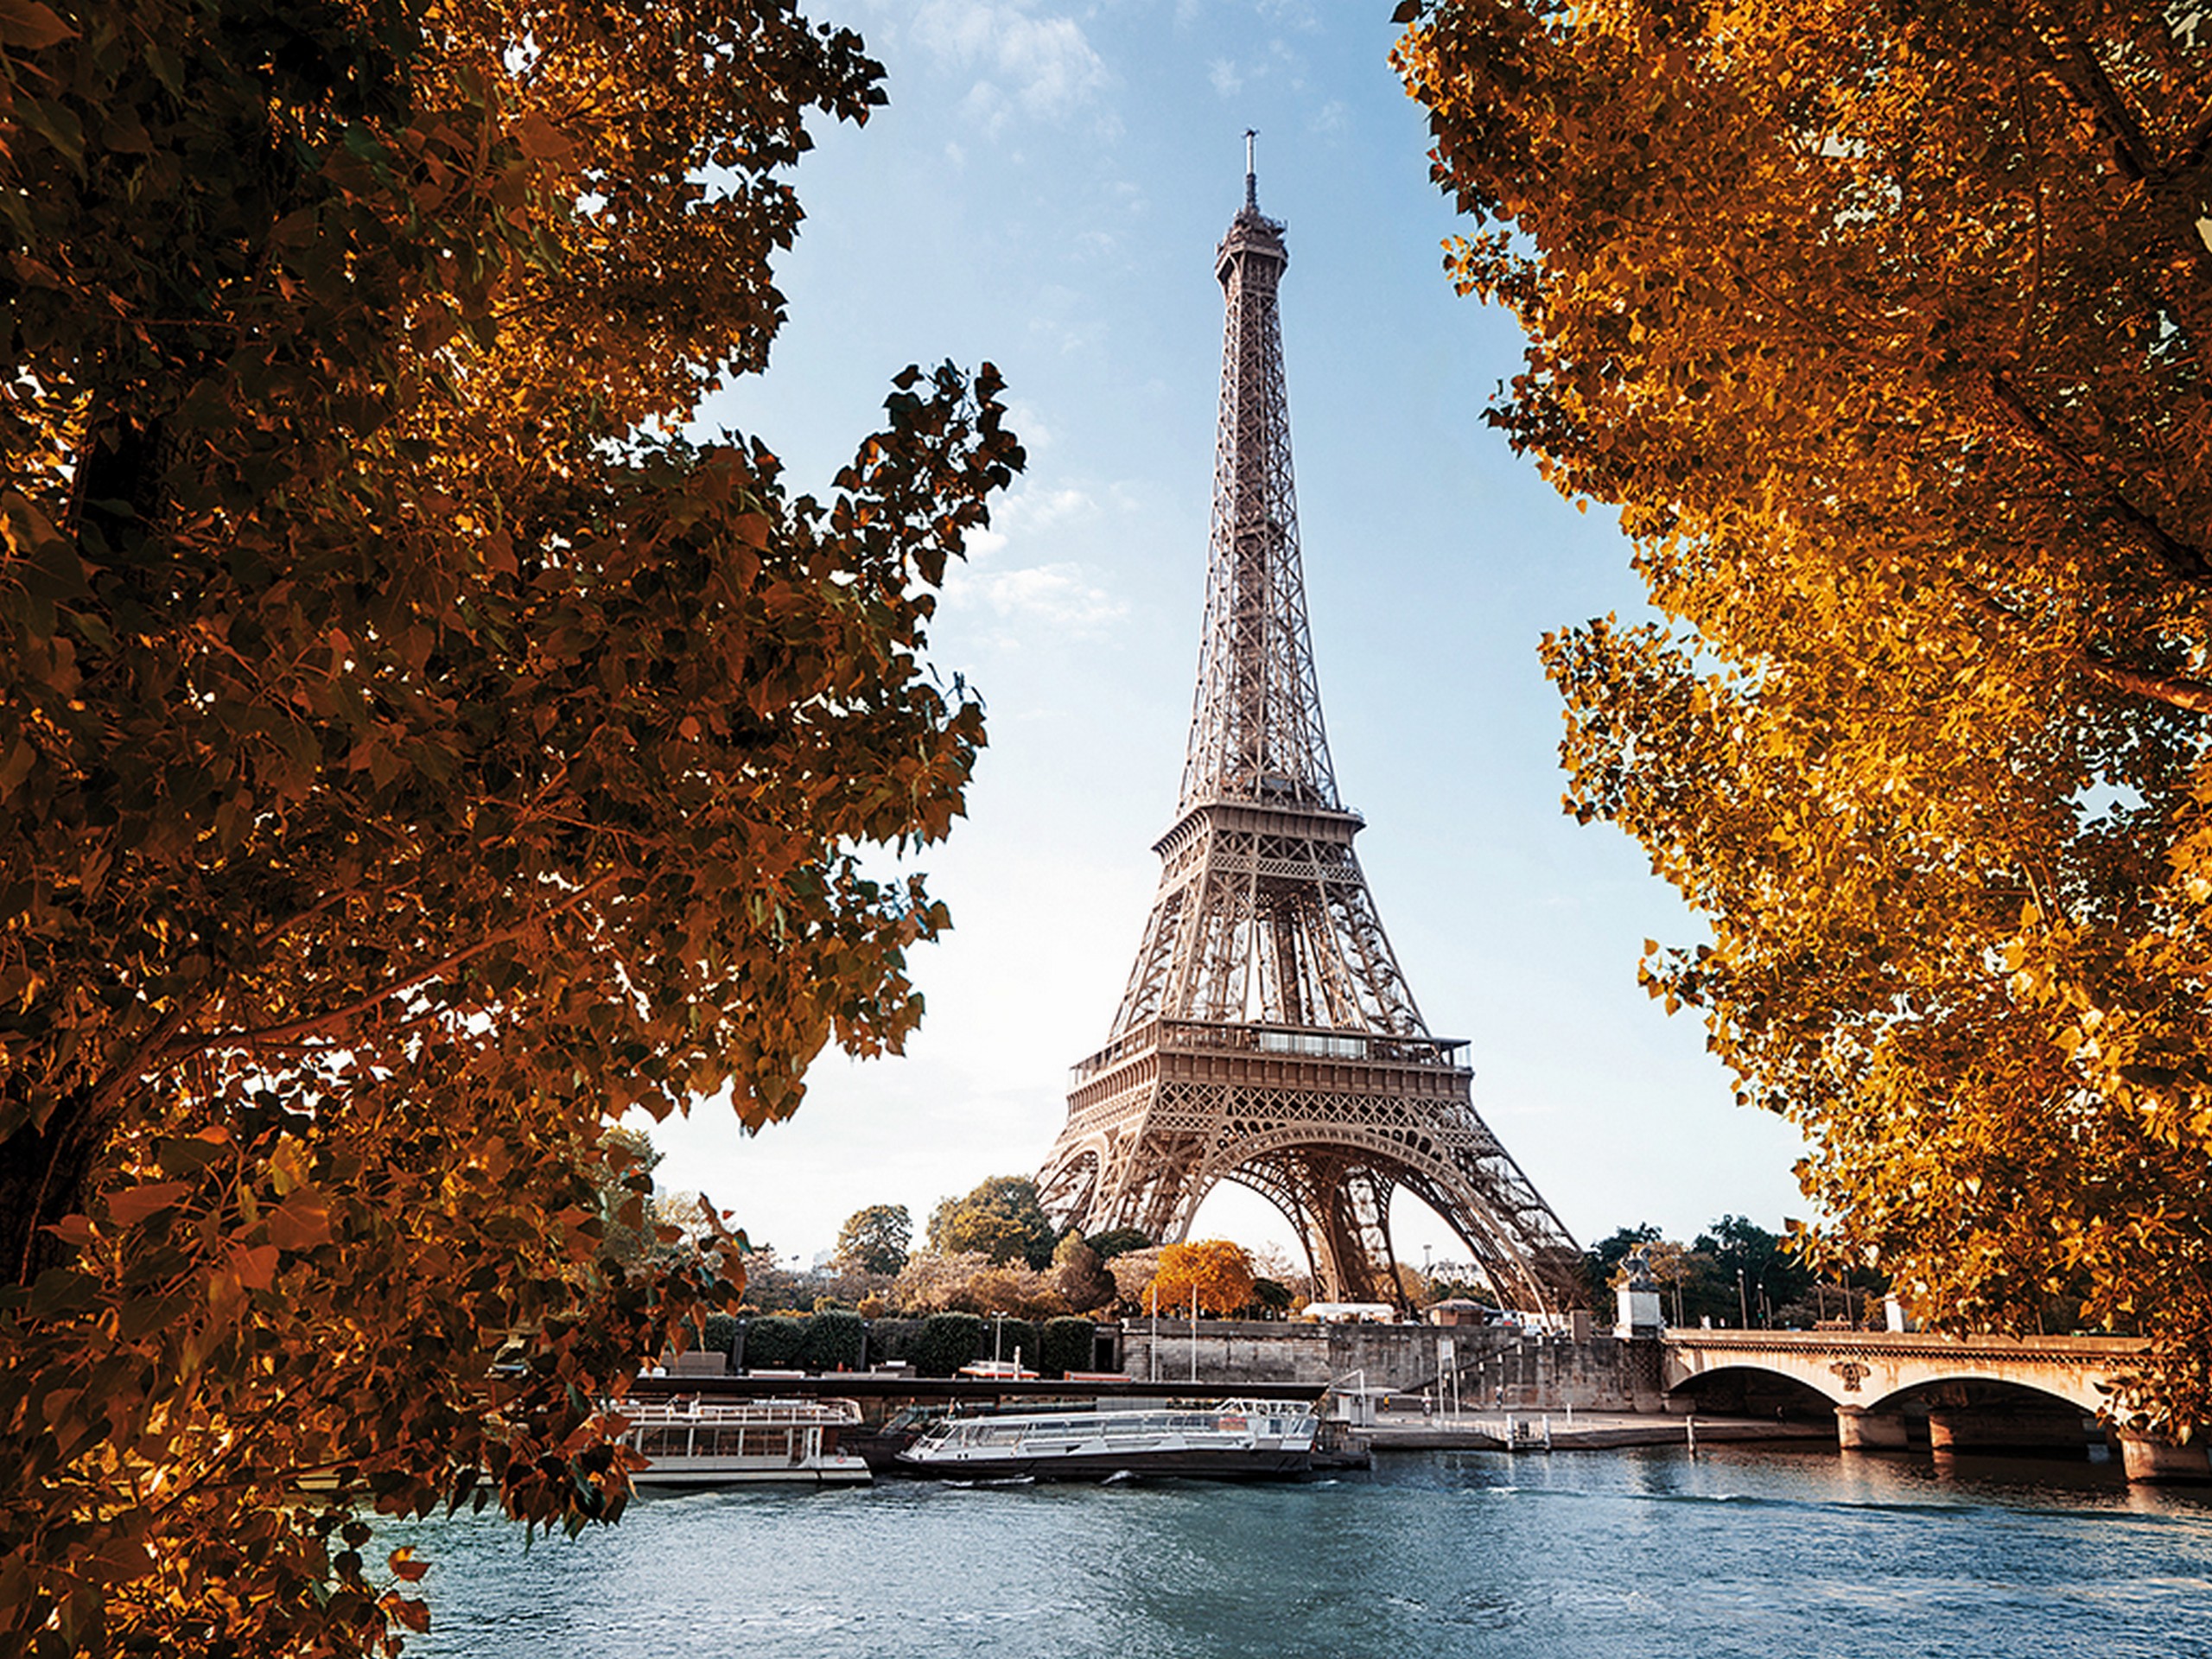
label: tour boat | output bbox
[619,1397,872,1487]
[893,1398,1322,1481]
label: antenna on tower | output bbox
[1243,128,1258,210]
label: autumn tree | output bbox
[1084,1226,1153,1261]
[888,1249,1068,1320]
[0,1,1018,1652]
[1105,1243,1165,1313]
[593,1128,664,1269]
[1144,1239,1257,1319]
[1048,1231,1117,1315]
[833,1203,912,1278]
[925,1175,1058,1268]
[1395,1,2212,1422]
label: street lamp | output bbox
[1737,1268,1749,1330]
[991,1310,1006,1367]
[1147,1285,1159,1383]
[1189,1281,1200,1385]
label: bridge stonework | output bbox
[1662,1331,2209,1482]
[1662,1331,2138,1414]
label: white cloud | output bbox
[1209,58,1244,98]
[1002,486,1094,531]
[910,2,1114,134]
[961,563,1128,633]
[1004,399,1054,452]
[943,486,1125,639]
[964,484,1095,562]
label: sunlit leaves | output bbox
[1145,1240,1258,1319]
[1399,0,2212,1427]
[0,1,1018,1653]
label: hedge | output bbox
[994,1318,1041,1375]
[741,1314,810,1370]
[914,1313,984,1377]
[1042,1317,1096,1377]
[867,1318,924,1368]
[700,1313,741,1363]
[803,1310,865,1372]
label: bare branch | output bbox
[1986,371,2212,584]
[193,874,619,1052]
[2076,653,2212,715]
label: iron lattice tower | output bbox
[1037,149,1584,1313]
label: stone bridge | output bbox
[1661,1330,2204,1481]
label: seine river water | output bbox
[389,1446,2212,1658]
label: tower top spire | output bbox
[1186,122,1329,813]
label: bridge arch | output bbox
[1661,1331,2135,1420]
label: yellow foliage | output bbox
[1145,1239,1258,1319]
[1397,0,2212,1426]
[0,2,1019,1653]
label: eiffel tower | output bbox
[1037,143,1585,1313]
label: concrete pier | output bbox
[2118,1430,2212,1483]
[1925,1401,2096,1456]
[1834,1405,1912,1450]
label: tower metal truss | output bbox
[1036,151,1585,1314]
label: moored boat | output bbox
[894,1398,1323,1481]
[620,1397,871,1487]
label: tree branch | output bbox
[2076,653,2212,715]
[192,874,619,1052]
[1953,572,2212,715]
[1986,371,2212,584]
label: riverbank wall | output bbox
[1116,1319,1667,1412]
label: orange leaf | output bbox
[267,1187,333,1251]
[231,1243,280,1291]
[0,1,76,50]
[41,1214,94,1248]
[511,112,573,164]
[387,1546,429,1583]
[107,1182,191,1226]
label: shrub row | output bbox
[683,1313,1104,1376]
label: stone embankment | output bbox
[1363,1406,1832,1452]
[1118,1318,1669,1411]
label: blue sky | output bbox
[649,0,1812,1268]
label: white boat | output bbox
[619,1397,871,1487]
[895,1398,1322,1481]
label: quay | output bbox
[643,1319,2208,1481]
[1363,1407,1833,1453]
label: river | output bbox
[387,1446,2212,1658]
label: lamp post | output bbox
[991,1310,1006,1367]
[1189,1281,1199,1385]
[1148,1286,1159,1384]
[1737,1268,1750,1330]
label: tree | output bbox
[1397,0,2212,1427]
[1694,1216,1818,1328]
[1145,1239,1257,1319]
[834,1203,913,1278]
[925,1175,1058,1268]
[1106,1244,1165,1313]
[887,1249,1067,1319]
[1,1,1019,1651]
[1049,1231,1117,1315]
[1084,1226,1154,1261]
[593,1127,664,1270]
